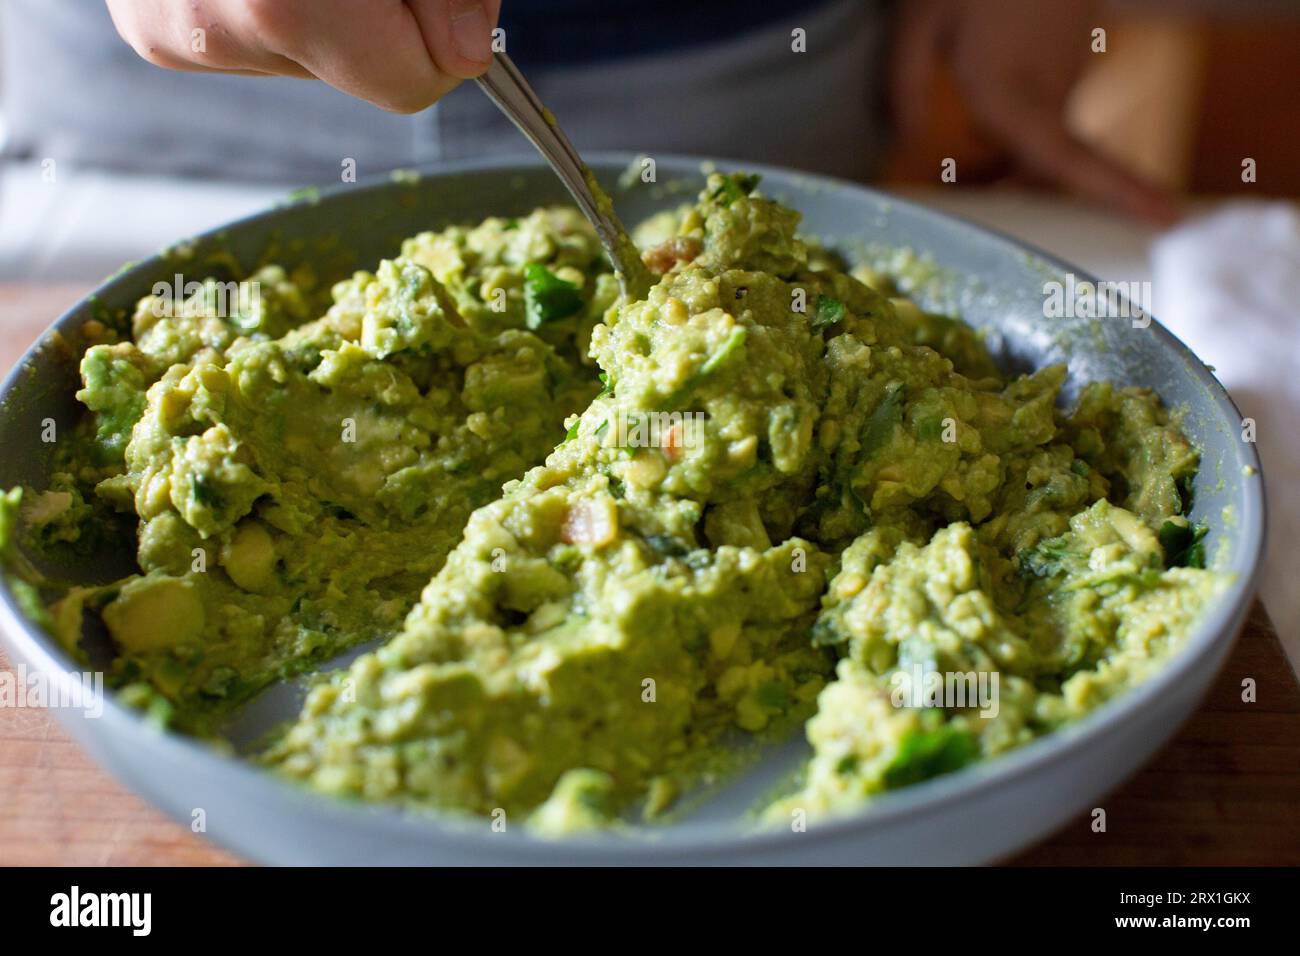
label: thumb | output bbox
[408,0,502,80]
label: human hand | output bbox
[105,0,501,113]
[892,0,1181,224]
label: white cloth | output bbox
[0,162,286,281]
[1152,203,1300,663]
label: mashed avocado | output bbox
[8,208,614,726]
[1,174,1227,831]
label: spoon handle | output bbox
[475,54,649,298]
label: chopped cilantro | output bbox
[524,264,582,329]
[882,722,978,789]
[1159,520,1208,569]
[709,173,761,207]
[813,295,847,331]
[698,327,748,379]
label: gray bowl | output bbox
[0,154,1265,865]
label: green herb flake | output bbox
[1159,519,1208,569]
[524,263,583,329]
[709,173,761,207]
[813,295,847,331]
[882,723,978,789]
[698,327,748,379]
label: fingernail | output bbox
[450,0,493,65]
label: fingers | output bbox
[977,97,1183,225]
[105,0,312,76]
[104,0,502,113]
[248,0,461,112]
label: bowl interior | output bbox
[0,154,1265,845]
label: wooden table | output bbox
[2,285,1297,867]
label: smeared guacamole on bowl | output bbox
[1,174,1227,831]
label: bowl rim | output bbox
[0,151,1267,862]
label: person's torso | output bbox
[1,0,888,183]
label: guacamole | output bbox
[1,174,1227,831]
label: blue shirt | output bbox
[499,0,838,66]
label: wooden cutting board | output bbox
[2,285,1297,866]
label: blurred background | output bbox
[889,3,1300,198]
[0,0,1296,659]
[2,0,1298,279]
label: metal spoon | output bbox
[475,53,652,300]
